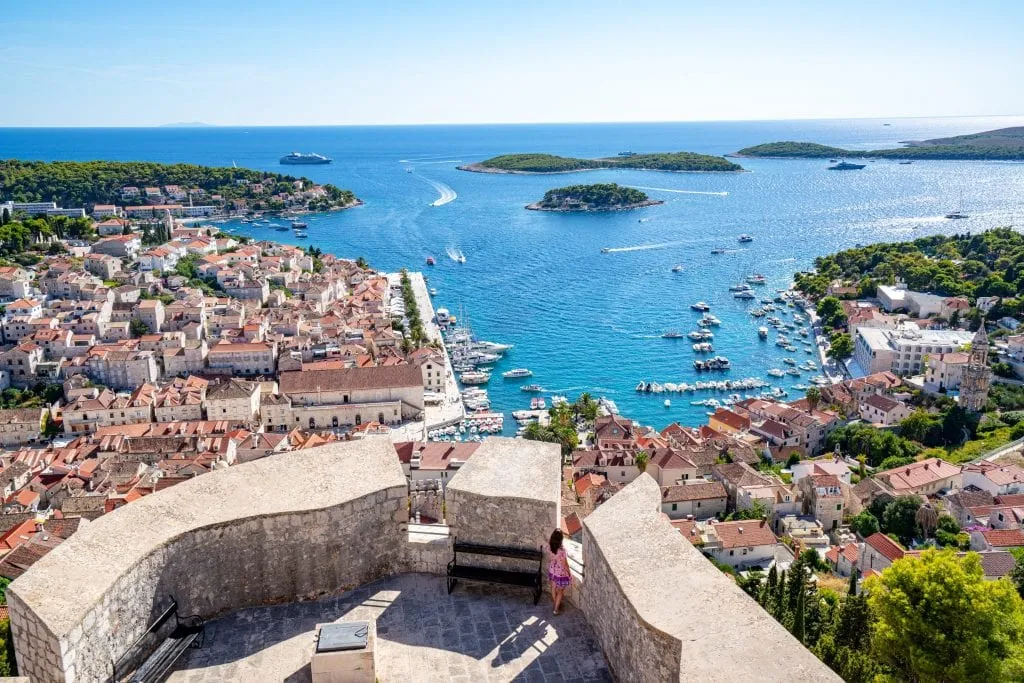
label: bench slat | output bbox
[452,542,542,561]
[448,565,539,588]
[128,630,200,683]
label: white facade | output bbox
[854,326,973,376]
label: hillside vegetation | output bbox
[0,159,357,210]
[736,127,1024,160]
[528,183,660,211]
[733,142,850,158]
[461,151,742,173]
[794,228,1024,309]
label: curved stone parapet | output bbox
[579,475,841,682]
[7,438,409,683]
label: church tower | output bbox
[961,323,992,412]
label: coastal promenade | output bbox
[387,271,464,440]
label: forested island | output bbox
[459,151,742,174]
[734,127,1024,160]
[0,159,359,212]
[526,183,662,212]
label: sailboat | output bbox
[945,191,969,220]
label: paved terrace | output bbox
[8,437,839,682]
[169,573,610,682]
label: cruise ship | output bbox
[280,152,333,165]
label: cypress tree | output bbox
[793,584,806,643]
[761,565,779,608]
[773,569,787,619]
[848,567,858,597]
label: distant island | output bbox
[734,127,1024,160]
[0,159,360,213]
[526,183,662,212]
[459,151,743,174]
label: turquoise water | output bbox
[3,117,1024,430]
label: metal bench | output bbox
[446,539,543,604]
[112,596,204,683]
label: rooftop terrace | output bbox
[7,437,839,682]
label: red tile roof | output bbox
[711,519,777,549]
[865,532,906,562]
[981,529,1024,548]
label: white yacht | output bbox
[502,368,533,379]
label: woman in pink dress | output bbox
[547,529,572,615]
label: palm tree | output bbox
[805,386,821,414]
[635,449,649,474]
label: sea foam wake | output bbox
[418,175,457,206]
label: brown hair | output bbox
[549,528,563,554]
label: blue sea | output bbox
[4,116,1024,431]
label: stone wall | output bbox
[7,438,408,683]
[446,438,560,572]
[580,474,841,683]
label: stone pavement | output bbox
[169,573,610,682]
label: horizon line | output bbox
[1,113,1023,130]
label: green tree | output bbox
[827,332,854,361]
[635,449,649,473]
[867,549,1024,683]
[849,510,880,538]
[0,618,14,676]
[727,499,770,521]
[805,386,821,413]
[793,582,806,642]
[1013,553,1024,599]
[816,296,847,329]
[574,392,599,422]
[881,495,923,544]
[129,318,150,338]
[899,409,944,446]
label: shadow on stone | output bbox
[169,573,610,682]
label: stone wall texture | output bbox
[7,438,408,683]
[446,438,560,573]
[580,474,841,682]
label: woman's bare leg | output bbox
[553,587,563,614]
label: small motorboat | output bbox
[672,264,683,273]
[426,256,436,266]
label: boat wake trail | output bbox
[418,175,457,206]
[627,186,729,196]
[603,240,687,253]
[446,246,466,262]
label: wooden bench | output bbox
[112,596,205,683]
[446,539,543,604]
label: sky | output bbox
[2,0,1023,127]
